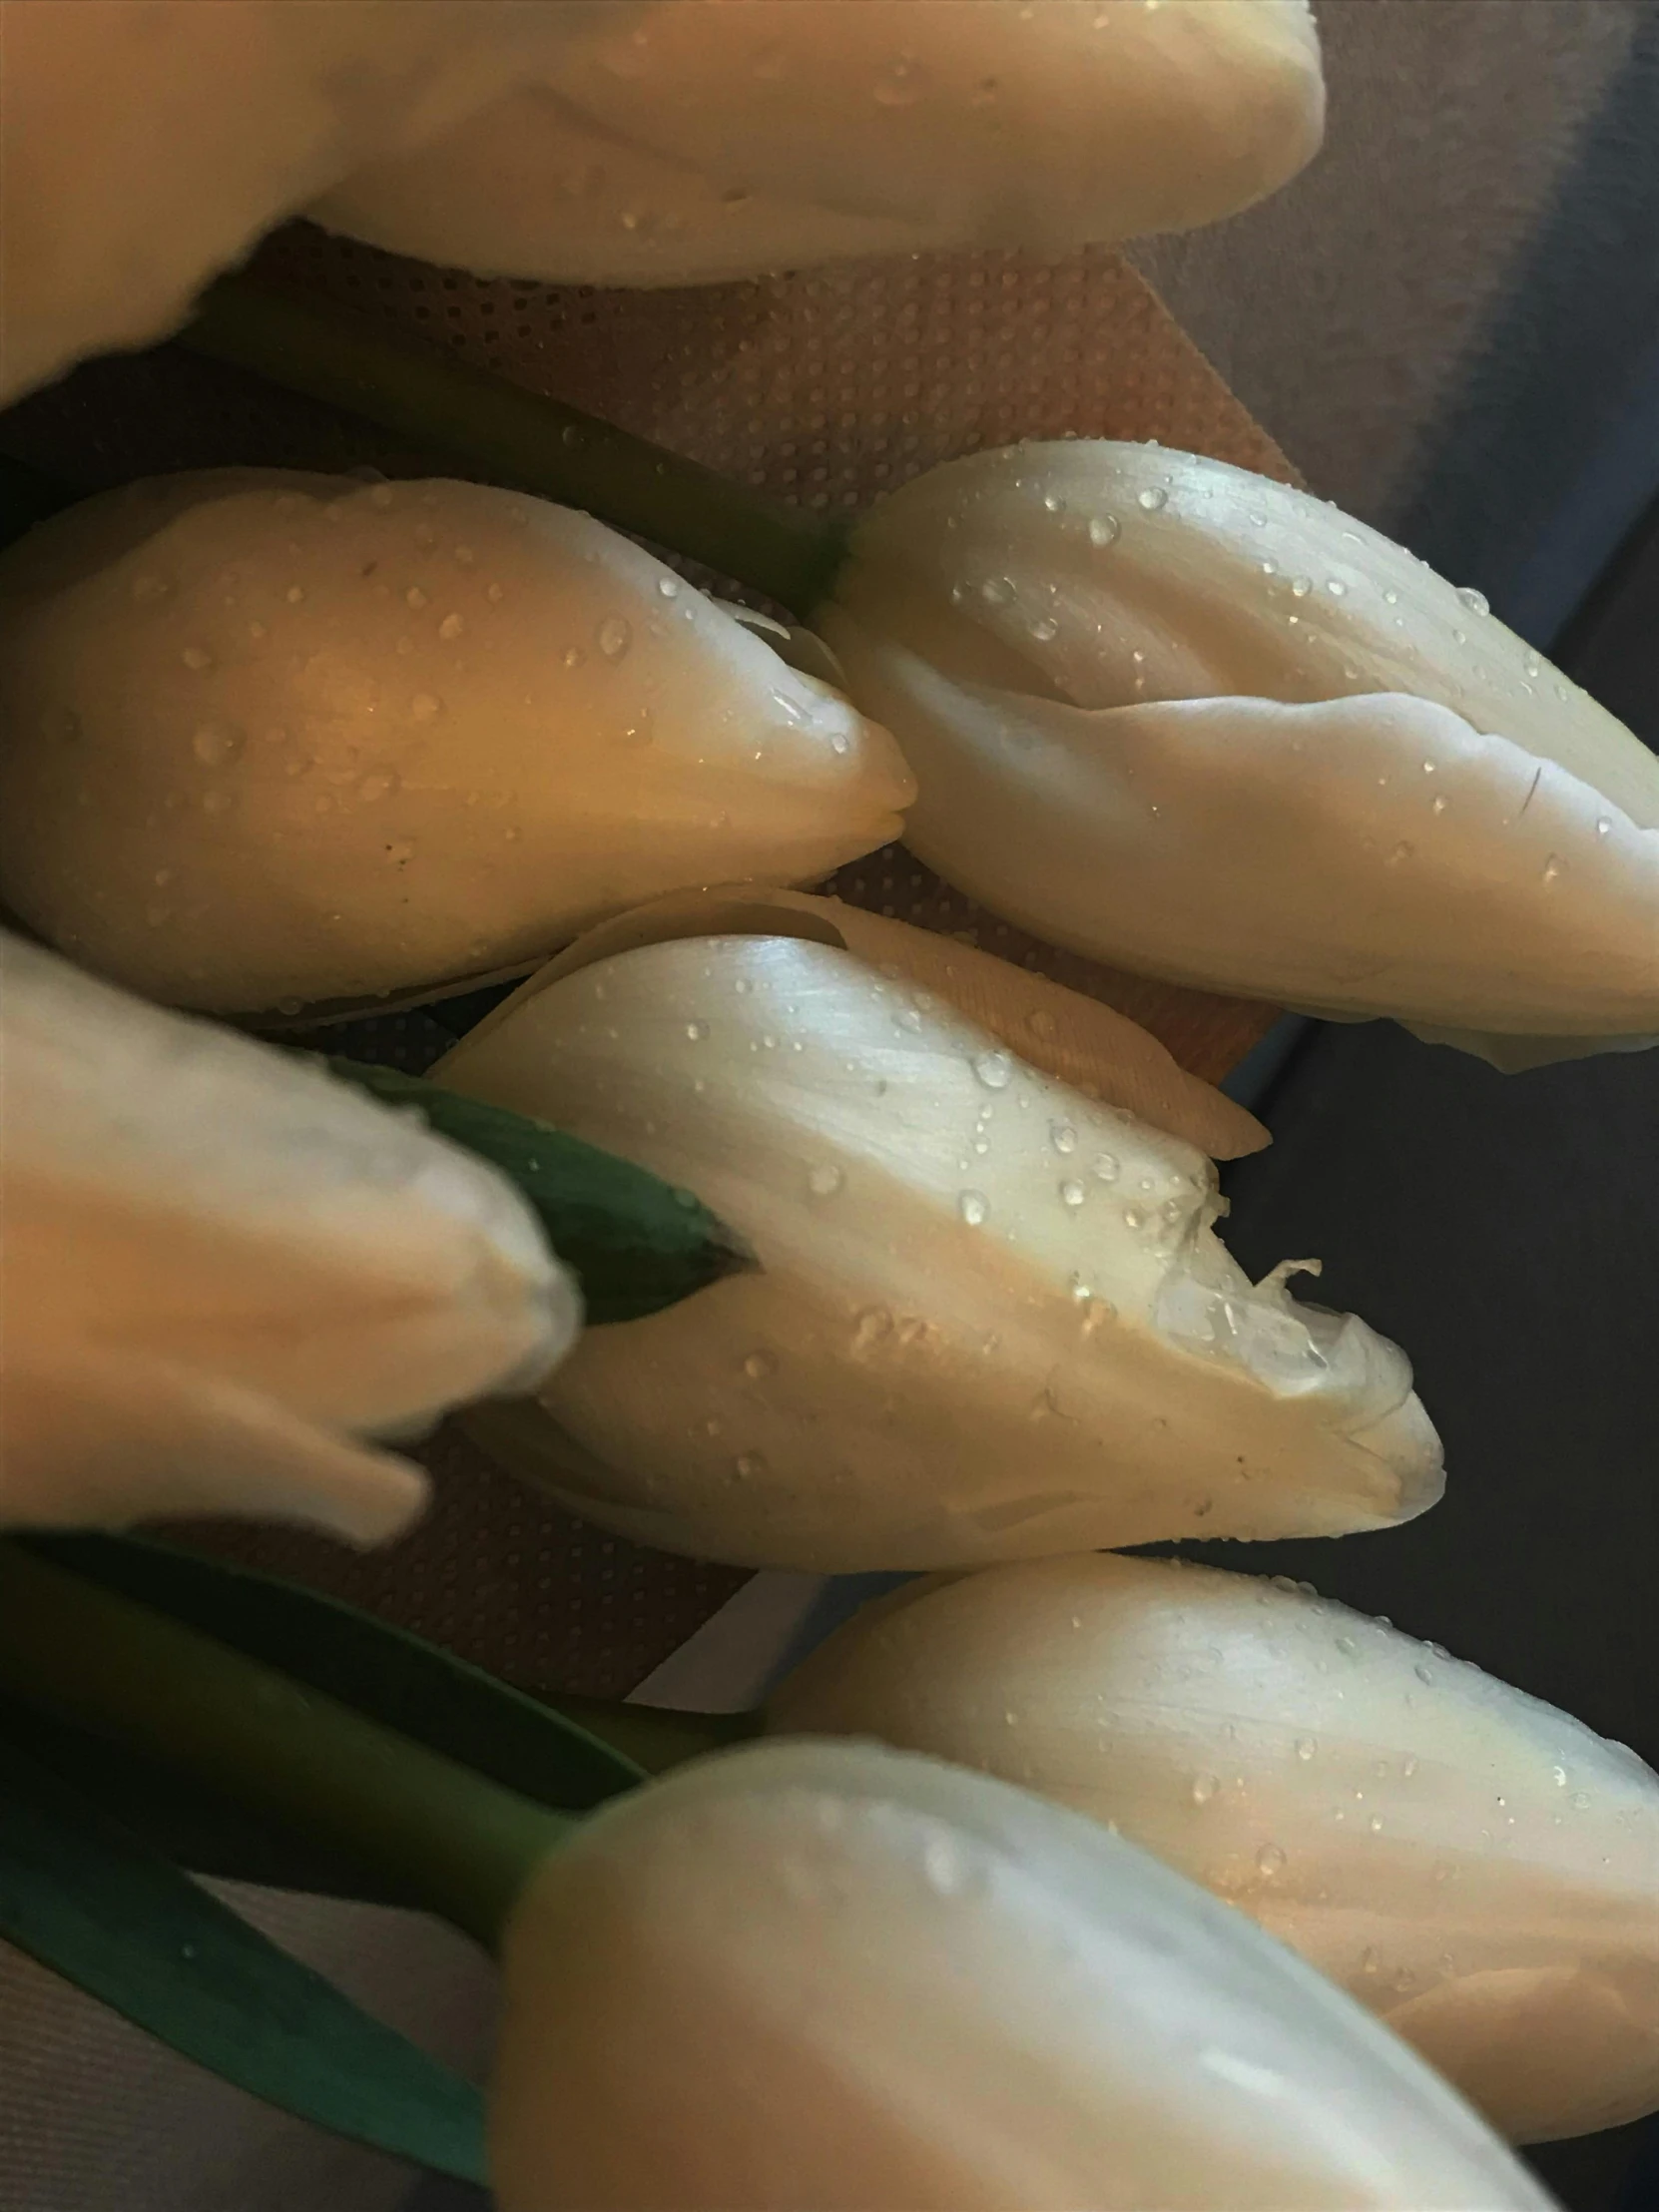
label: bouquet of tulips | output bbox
[2,5,1656,2206]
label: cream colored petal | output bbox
[0,472,911,1012]
[437,933,1437,1570]
[0,931,575,1535]
[316,1,1323,285]
[469,884,1267,1156]
[833,441,1659,829]
[770,1553,1659,2143]
[494,1739,1548,2212]
[0,2,632,401]
[818,632,1659,1033]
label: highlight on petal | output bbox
[315,1,1324,286]
[0,931,576,1539]
[770,1552,1659,2143]
[823,440,1659,1057]
[493,1739,1549,2212]
[485,883,1269,1158]
[438,928,1439,1571]
[0,471,911,1013]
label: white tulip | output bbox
[436,919,1439,1569]
[0,471,911,1013]
[493,1738,1549,2211]
[771,1553,1659,2143]
[0,2,632,401]
[819,441,1659,1066]
[0,930,575,1540]
[315,1,1324,289]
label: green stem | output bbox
[0,1545,564,1949]
[183,275,849,619]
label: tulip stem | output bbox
[0,1544,566,1950]
[182,275,850,619]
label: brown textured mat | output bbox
[5,232,1296,1691]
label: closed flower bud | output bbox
[0,930,575,1539]
[771,1552,1659,2142]
[439,914,1439,1569]
[0,471,911,1013]
[820,441,1659,1066]
[493,1739,1548,2211]
[316,1,1324,289]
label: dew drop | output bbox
[181,645,214,672]
[1382,587,1400,606]
[405,586,428,610]
[1326,578,1349,598]
[1369,1815,1384,1834]
[685,1019,709,1041]
[1059,1179,1087,1210]
[486,582,506,604]
[1191,1772,1219,1805]
[1256,1842,1287,1877]
[1296,1738,1317,1762]
[191,722,243,767]
[807,1161,845,1199]
[1087,513,1121,549]
[656,574,681,600]
[597,615,633,660]
[743,1351,776,1381]
[1571,1791,1592,1811]
[1137,486,1168,512]
[959,1190,989,1227]
[1414,1662,1435,1685]
[1050,1121,1078,1155]
[733,1451,768,1480]
[410,693,441,722]
[1092,1153,1120,1184]
[357,771,397,802]
[872,53,926,105]
[438,612,464,641]
[979,576,1012,606]
[285,584,305,605]
[1456,585,1489,616]
[1290,576,1313,599]
[972,1049,1014,1090]
[1541,853,1563,885]
[1031,615,1059,643]
[1361,1945,1381,1975]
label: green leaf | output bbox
[0,1730,489,2183]
[325,1055,755,1325]
[28,1534,648,1817]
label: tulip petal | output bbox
[439,932,1439,1569]
[770,1553,1659,2142]
[493,1739,1548,2211]
[315,1,1324,286]
[0,930,576,1534]
[825,440,1659,1054]
[0,472,912,1011]
[824,629,1659,1035]
[479,885,1269,1158]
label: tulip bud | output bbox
[315,1,1324,289]
[771,1553,1659,2143]
[493,1738,1549,2211]
[0,471,911,1013]
[819,441,1659,1064]
[438,921,1439,1569]
[0,930,576,1538]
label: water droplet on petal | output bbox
[182,645,214,671]
[191,722,243,767]
[733,1451,768,1480]
[872,53,927,105]
[1457,585,1490,616]
[1137,486,1168,512]
[807,1161,845,1199]
[1326,578,1349,598]
[1191,1772,1219,1805]
[979,576,1012,606]
[972,1049,1014,1090]
[1256,1842,1287,1876]
[1541,852,1563,885]
[597,614,632,660]
[357,771,397,802]
[411,693,441,721]
[1059,1179,1086,1209]
[1572,1791,1592,1811]
[743,1350,776,1381]
[1031,616,1059,642]
[657,574,681,600]
[1296,1738,1317,1762]
[1091,1152,1120,1184]
[1050,1121,1078,1155]
[1088,513,1121,549]
[959,1190,989,1227]
[1290,576,1313,599]
[438,612,464,641]
[405,586,428,610]
[685,1019,709,1041]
